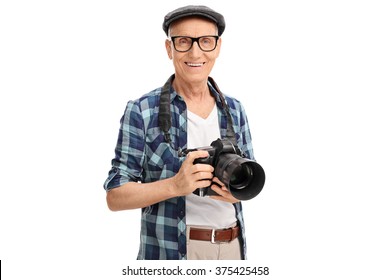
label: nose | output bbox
[188,40,202,57]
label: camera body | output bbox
[190,138,265,200]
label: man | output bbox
[104,5,258,260]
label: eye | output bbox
[177,37,191,45]
[200,37,212,45]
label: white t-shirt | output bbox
[185,104,237,229]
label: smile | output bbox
[185,62,205,67]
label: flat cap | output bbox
[162,5,225,36]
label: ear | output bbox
[165,39,173,60]
[215,37,222,58]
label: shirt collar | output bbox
[165,74,226,109]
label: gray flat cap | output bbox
[162,5,225,36]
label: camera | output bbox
[188,138,265,201]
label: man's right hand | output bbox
[171,150,214,196]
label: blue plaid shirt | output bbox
[104,76,255,260]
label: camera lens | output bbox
[215,154,265,200]
[230,164,253,189]
[191,139,265,200]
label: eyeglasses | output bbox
[170,36,219,52]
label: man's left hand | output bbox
[209,177,240,203]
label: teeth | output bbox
[187,63,203,67]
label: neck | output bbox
[172,76,211,102]
[172,76,216,118]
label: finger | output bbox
[210,185,240,203]
[195,179,213,189]
[209,193,238,203]
[211,177,224,187]
[194,171,214,181]
[209,195,231,202]
[210,184,227,196]
[192,163,214,173]
[186,150,210,164]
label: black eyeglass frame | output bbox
[170,35,220,52]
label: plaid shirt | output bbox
[104,76,255,260]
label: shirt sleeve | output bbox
[103,100,146,191]
[237,102,255,160]
[226,96,255,161]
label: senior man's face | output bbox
[165,17,221,84]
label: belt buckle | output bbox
[211,229,216,244]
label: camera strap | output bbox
[158,75,174,145]
[207,76,236,144]
[158,74,237,148]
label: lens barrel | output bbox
[214,154,265,200]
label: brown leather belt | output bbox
[189,226,240,243]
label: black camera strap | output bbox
[158,75,174,145]
[158,74,237,150]
[207,76,236,144]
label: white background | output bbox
[1,0,389,279]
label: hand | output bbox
[209,177,240,204]
[171,150,214,196]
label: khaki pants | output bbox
[186,225,242,260]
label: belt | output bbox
[189,226,240,243]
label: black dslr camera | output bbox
[187,138,265,201]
